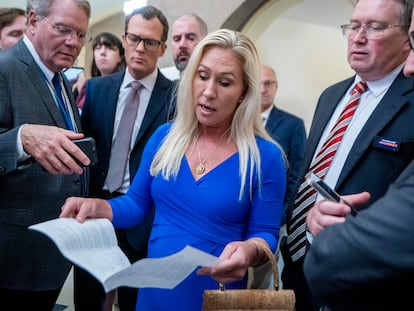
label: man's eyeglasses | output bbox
[262,80,277,88]
[409,31,414,52]
[124,32,163,51]
[341,22,403,40]
[42,17,92,43]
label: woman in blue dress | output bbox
[61,28,287,311]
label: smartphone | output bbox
[63,67,84,82]
[73,137,97,166]
[306,172,358,216]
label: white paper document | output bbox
[29,218,220,292]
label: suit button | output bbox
[0,166,6,173]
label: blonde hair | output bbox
[151,29,281,199]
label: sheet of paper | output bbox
[30,218,130,282]
[29,218,220,292]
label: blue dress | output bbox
[110,123,286,311]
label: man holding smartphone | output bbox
[282,1,414,310]
[301,9,414,309]
[0,0,92,310]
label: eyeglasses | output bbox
[124,32,163,51]
[341,22,404,40]
[262,80,277,88]
[42,17,92,43]
[409,31,414,52]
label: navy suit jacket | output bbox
[304,158,414,310]
[286,72,414,218]
[265,106,306,212]
[0,40,81,290]
[81,70,175,256]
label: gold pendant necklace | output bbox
[195,129,230,175]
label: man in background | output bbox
[77,5,175,311]
[249,64,306,289]
[0,7,26,50]
[0,0,92,309]
[161,13,207,80]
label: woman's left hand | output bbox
[197,240,257,284]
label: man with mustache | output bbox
[161,13,208,80]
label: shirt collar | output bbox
[261,104,273,120]
[122,68,158,92]
[354,63,404,98]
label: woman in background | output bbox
[74,32,126,110]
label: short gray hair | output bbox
[26,0,91,18]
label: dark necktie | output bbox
[287,81,368,262]
[52,73,74,131]
[106,81,142,193]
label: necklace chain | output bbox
[195,129,230,175]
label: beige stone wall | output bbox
[82,0,243,77]
[79,0,354,132]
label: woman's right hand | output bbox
[60,197,113,223]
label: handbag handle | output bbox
[220,240,280,291]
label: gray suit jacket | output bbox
[0,40,82,290]
[304,159,414,310]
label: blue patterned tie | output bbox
[52,73,74,130]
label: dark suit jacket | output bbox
[0,40,82,290]
[303,159,414,310]
[265,106,306,213]
[81,70,175,257]
[286,72,414,215]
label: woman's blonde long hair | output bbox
[150,29,280,199]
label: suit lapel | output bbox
[265,107,284,134]
[17,42,67,129]
[16,40,80,128]
[133,71,171,146]
[337,71,413,187]
[102,73,124,154]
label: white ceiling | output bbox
[3,0,124,24]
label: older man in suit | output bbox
[301,7,414,310]
[260,64,306,212]
[0,0,92,310]
[282,0,414,310]
[76,6,175,311]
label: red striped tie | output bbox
[287,81,368,262]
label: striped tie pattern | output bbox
[287,81,368,262]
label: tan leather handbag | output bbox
[202,242,295,311]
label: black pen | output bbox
[306,172,358,216]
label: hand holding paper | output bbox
[29,218,220,292]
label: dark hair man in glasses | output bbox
[0,0,92,310]
[76,5,175,311]
[281,0,414,310]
